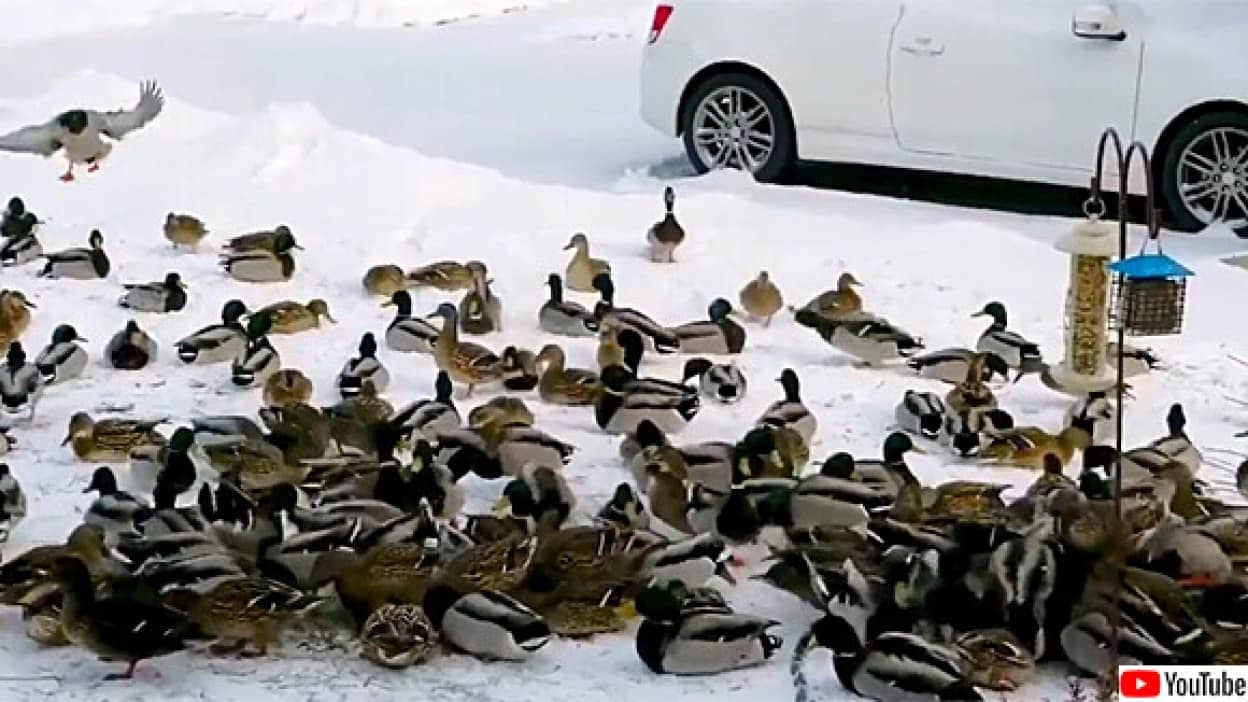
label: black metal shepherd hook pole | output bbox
[1086,126,1164,687]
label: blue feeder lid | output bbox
[1109,253,1194,279]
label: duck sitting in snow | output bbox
[592,273,679,354]
[0,464,25,543]
[118,271,187,313]
[0,217,41,267]
[673,298,746,355]
[257,298,336,334]
[635,580,781,675]
[539,273,598,337]
[595,365,700,436]
[175,299,248,365]
[338,332,389,398]
[106,320,157,370]
[405,260,476,291]
[681,358,746,404]
[164,213,207,250]
[895,390,947,441]
[231,313,281,389]
[361,264,408,297]
[382,290,438,354]
[220,230,299,282]
[39,229,110,279]
[63,411,167,463]
[798,272,863,322]
[979,416,1094,470]
[223,225,300,254]
[794,307,923,366]
[458,262,503,335]
[421,583,552,661]
[0,290,34,348]
[973,301,1043,375]
[0,342,44,421]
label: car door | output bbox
[888,0,1144,172]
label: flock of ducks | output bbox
[0,182,1244,702]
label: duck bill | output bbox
[379,300,395,308]
[561,242,575,251]
[324,314,339,324]
[60,433,72,446]
[23,300,37,309]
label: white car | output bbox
[640,1,1248,237]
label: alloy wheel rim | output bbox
[1176,126,1248,230]
[691,86,775,174]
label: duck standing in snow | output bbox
[592,273,680,353]
[563,233,612,292]
[220,230,299,282]
[34,324,88,385]
[263,369,314,408]
[0,80,164,182]
[129,427,197,499]
[458,261,503,335]
[799,272,863,322]
[428,303,503,396]
[907,348,1009,385]
[647,186,685,263]
[81,466,150,545]
[0,343,44,421]
[539,273,598,337]
[973,301,1043,375]
[39,229,110,279]
[0,216,42,267]
[794,307,923,366]
[382,290,439,353]
[105,320,157,370]
[673,298,746,354]
[164,213,207,250]
[0,290,34,348]
[175,299,247,365]
[118,271,187,313]
[338,332,389,397]
[0,464,26,542]
[739,271,783,326]
[757,369,816,445]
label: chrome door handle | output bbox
[900,44,945,56]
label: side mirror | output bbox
[1073,4,1127,41]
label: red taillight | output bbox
[648,4,674,44]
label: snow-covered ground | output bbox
[1,1,1247,700]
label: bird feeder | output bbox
[1109,249,1193,336]
[1051,213,1119,392]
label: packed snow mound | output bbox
[1,0,558,45]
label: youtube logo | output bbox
[1122,670,1161,698]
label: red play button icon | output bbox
[1121,669,1162,698]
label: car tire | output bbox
[1159,111,1248,238]
[680,72,795,183]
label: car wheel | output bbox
[1160,111,1248,238]
[681,72,795,183]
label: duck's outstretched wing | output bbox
[0,120,61,156]
[93,80,164,140]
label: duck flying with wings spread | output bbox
[0,80,164,182]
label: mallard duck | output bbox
[256,298,335,334]
[50,556,202,680]
[391,371,461,440]
[39,229,110,279]
[118,272,187,313]
[220,231,298,282]
[82,466,150,545]
[795,308,923,366]
[205,438,305,493]
[0,289,34,347]
[129,426,197,498]
[467,396,534,431]
[164,213,207,250]
[406,260,476,291]
[1108,341,1163,377]
[535,344,600,406]
[164,577,320,656]
[757,369,816,445]
[944,407,1014,458]
[595,365,700,435]
[852,432,922,499]
[336,332,389,398]
[262,369,313,408]
[1128,403,1202,474]
[636,587,781,675]
[560,232,611,292]
[495,464,577,531]
[1,197,33,238]
[175,299,248,365]
[422,583,551,660]
[307,541,441,624]
[540,273,597,337]
[1,225,42,267]
[360,603,439,669]
[597,483,648,530]
[681,358,746,404]
[63,412,166,462]
[223,225,299,254]
[907,348,1009,385]
[894,390,946,440]
[362,264,409,297]
[979,417,1094,470]
[799,272,863,322]
[428,303,503,396]
[231,314,280,388]
[973,301,1043,373]
[0,80,164,181]
[802,614,982,702]
[750,471,887,531]
[0,342,43,420]
[480,422,575,477]
[458,262,503,335]
[592,274,679,353]
[1065,391,1116,445]
[500,346,538,392]
[0,463,26,542]
[374,292,435,355]
[104,320,157,370]
[739,270,783,326]
[646,186,685,263]
[673,298,746,354]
